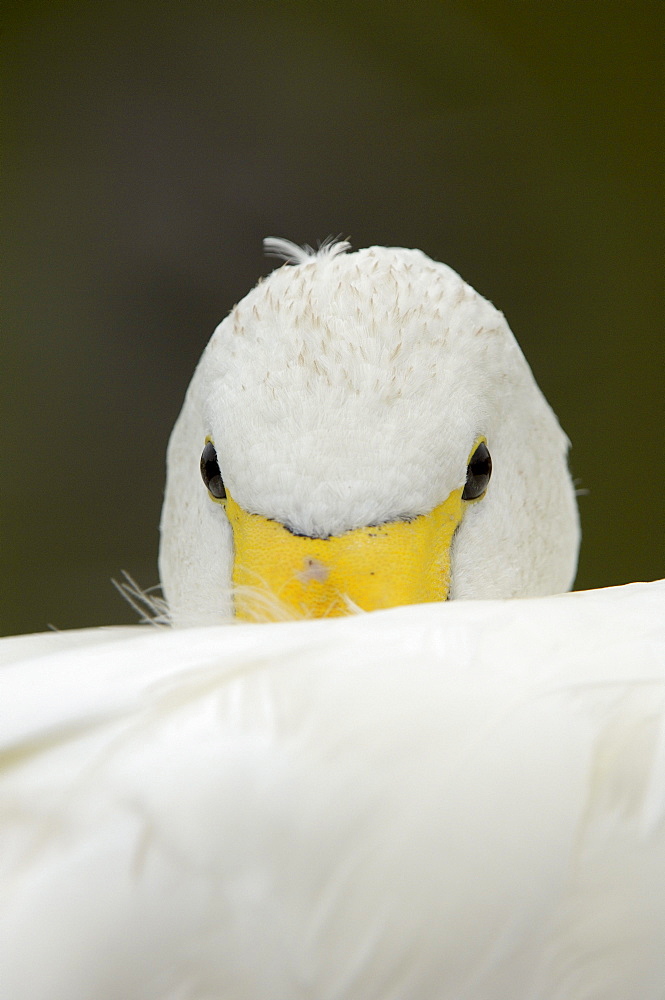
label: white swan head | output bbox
[159,240,579,625]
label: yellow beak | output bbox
[224,489,465,621]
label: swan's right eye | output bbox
[462,440,492,501]
[200,441,226,500]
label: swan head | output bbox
[159,239,579,625]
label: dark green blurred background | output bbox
[3,2,663,635]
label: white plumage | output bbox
[1,241,663,998]
[2,585,664,999]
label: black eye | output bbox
[462,441,492,501]
[200,441,226,499]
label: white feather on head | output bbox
[263,236,352,265]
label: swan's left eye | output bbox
[462,441,492,501]
[200,441,226,500]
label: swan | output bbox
[0,240,663,1000]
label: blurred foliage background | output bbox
[2,1,663,635]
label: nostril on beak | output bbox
[296,557,330,584]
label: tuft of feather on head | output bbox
[263,236,352,265]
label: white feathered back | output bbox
[1,583,663,999]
